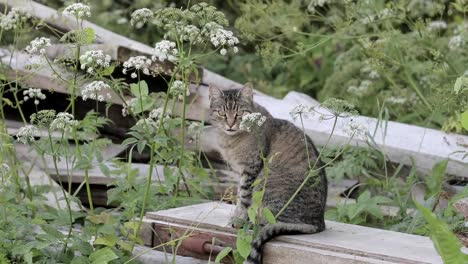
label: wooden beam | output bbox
[145,202,443,264]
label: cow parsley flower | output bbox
[240,112,266,132]
[25,37,51,55]
[169,80,190,100]
[16,125,39,144]
[149,107,171,120]
[209,27,239,47]
[135,118,159,130]
[62,3,91,18]
[30,110,56,127]
[152,40,178,62]
[0,8,30,31]
[188,122,203,138]
[290,104,314,120]
[80,50,112,74]
[50,112,78,132]
[180,25,201,43]
[81,81,112,102]
[23,88,46,105]
[449,35,464,50]
[385,96,407,105]
[122,56,152,78]
[0,163,9,177]
[122,98,137,117]
[130,8,154,28]
[427,20,447,31]
[347,80,372,97]
[343,120,367,140]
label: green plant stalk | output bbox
[276,116,341,218]
[47,132,73,252]
[132,142,156,252]
[174,76,192,197]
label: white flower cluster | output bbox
[385,96,407,105]
[149,107,171,120]
[240,112,266,132]
[130,8,154,28]
[135,118,159,130]
[206,23,239,55]
[62,3,91,18]
[152,40,178,62]
[50,112,78,132]
[290,104,314,120]
[188,122,203,138]
[81,81,112,102]
[347,80,372,97]
[378,8,392,19]
[0,8,30,31]
[427,20,447,31]
[361,60,380,79]
[122,98,137,117]
[0,163,9,177]
[343,120,368,140]
[25,37,52,55]
[23,88,46,105]
[448,35,464,50]
[180,25,201,43]
[169,80,190,100]
[122,56,152,78]
[80,50,112,74]
[307,0,330,12]
[16,125,39,144]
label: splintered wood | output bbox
[143,202,443,264]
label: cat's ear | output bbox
[238,83,253,103]
[209,85,224,101]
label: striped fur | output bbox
[209,84,327,264]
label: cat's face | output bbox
[208,84,254,135]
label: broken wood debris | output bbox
[143,202,443,264]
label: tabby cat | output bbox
[208,83,327,264]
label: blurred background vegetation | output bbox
[43,0,468,133]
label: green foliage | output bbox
[326,190,392,225]
[424,160,448,199]
[415,201,468,264]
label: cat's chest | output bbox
[218,136,255,174]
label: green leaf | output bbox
[215,247,232,263]
[414,201,468,264]
[461,110,468,131]
[40,224,65,239]
[101,65,115,76]
[425,160,448,199]
[252,190,264,207]
[77,27,95,45]
[454,76,465,94]
[236,231,252,259]
[132,96,154,114]
[130,81,149,97]
[263,207,276,224]
[247,206,257,224]
[89,248,118,264]
[71,256,90,264]
[94,234,118,247]
[1,97,13,106]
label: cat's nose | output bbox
[227,117,236,128]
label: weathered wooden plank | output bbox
[176,86,468,178]
[133,245,206,264]
[14,144,81,210]
[145,202,443,264]
[0,48,125,105]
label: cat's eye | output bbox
[217,111,226,117]
[237,110,245,116]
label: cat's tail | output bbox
[243,221,324,264]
